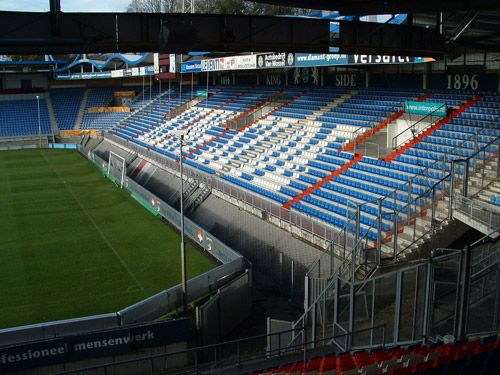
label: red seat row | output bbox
[253,335,500,375]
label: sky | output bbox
[0,0,130,12]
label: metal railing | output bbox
[294,235,500,353]
[103,104,499,287]
[453,195,500,232]
[307,132,500,292]
[55,324,389,375]
[104,132,339,249]
[392,103,446,150]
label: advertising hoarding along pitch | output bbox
[0,319,190,373]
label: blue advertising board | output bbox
[181,60,202,73]
[0,319,190,373]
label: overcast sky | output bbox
[1,0,130,12]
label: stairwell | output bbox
[306,90,357,121]
[225,89,285,131]
[236,90,310,134]
[342,92,432,155]
[45,94,59,135]
[342,110,405,155]
[112,89,168,131]
[74,88,90,129]
[152,89,251,151]
[383,96,482,162]
[379,96,486,259]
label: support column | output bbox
[377,199,382,264]
[462,159,469,198]
[431,186,437,226]
[449,161,455,219]
[353,205,361,280]
[407,180,412,225]
[456,245,471,340]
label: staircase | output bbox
[305,91,357,121]
[382,139,498,260]
[452,158,500,236]
[185,183,212,215]
[225,89,284,131]
[234,90,310,134]
[74,88,90,129]
[45,95,59,136]
[343,109,405,155]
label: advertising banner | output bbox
[169,54,176,73]
[153,53,160,74]
[0,319,190,373]
[57,66,156,80]
[256,53,295,69]
[405,100,447,116]
[180,53,434,73]
[348,55,432,65]
[218,55,256,70]
[200,58,224,72]
[295,53,348,67]
[55,71,113,80]
[181,60,202,73]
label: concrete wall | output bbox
[3,74,49,90]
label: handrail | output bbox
[307,132,500,279]
[55,323,388,375]
[470,227,500,247]
[392,103,446,150]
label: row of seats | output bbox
[490,196,500,206]
[50,87,85,130]
[253,335,500,374]
[106,87,499,243]
[0,98,53,137]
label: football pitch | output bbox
[0,149,216,329]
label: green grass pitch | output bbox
[0,149,216,329]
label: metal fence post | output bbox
[431,186,436,226]
[348,281,355,351]
[354,205,361,279]
[407,180,412,225]
[497,144,500,178]
[413,200,417,241]
[422,262,433,343]
[462,159,469,198]
[456,245,471,340]
[330,242,334,275]
[449,161,455,219]
[393,207,398,261]
[377,199,382,265]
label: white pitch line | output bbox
[38,151,145,291]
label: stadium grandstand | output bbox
[0,0,499,374]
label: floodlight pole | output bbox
[178,132,188,313]
[36,95,41,148]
